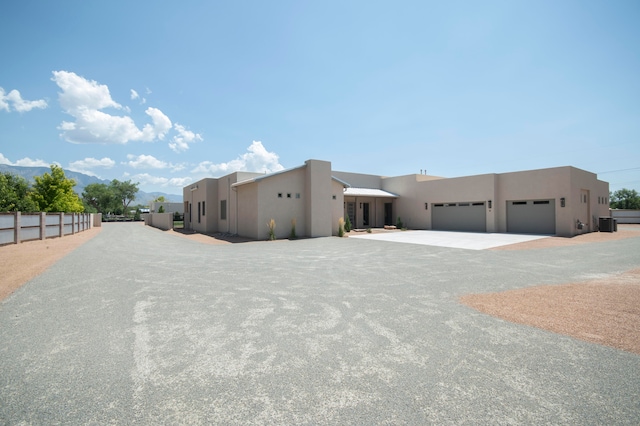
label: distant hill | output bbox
[0,164,182,205]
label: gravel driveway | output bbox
[1,223,639,424]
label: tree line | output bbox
[0,165,139,214]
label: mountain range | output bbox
[0,164,182,205]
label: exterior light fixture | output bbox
[561,197,565,207]
[488,200,492,209]
[425,203,428,210]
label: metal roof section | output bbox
[331,176,351,188]
[343,187,398,198]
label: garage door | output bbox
[432,202,486,232]
[507,199,555,234]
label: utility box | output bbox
[599,217,613,232]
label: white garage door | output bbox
[432,202,486,232]
[507,199,555,234]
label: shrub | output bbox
[344,215,352,232]
[338,217,345,237]
[267,218,276,240]
[396,216,403,229]
[366,228,372,233]
[158,205,165,213]
[290,218,297,239]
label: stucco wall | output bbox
[331,180,345,235]
[256,168,307,240]
[304,160,333,237]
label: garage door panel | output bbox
[432,202,486,232]
[507,200,555,234]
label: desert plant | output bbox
[396,216,403,229]
[338,217,345,237]
[290,218,297,239]
[344,215,352,232]
[267,218,276,240]
[366,228,372,233]
[158,205,165,213]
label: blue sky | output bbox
[1,0,638,195]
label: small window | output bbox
[434,203,444,207]
[513,201,527,205]
[533,200,549,205]
[458,203,470,207]
[278,193,282,198]
[472,202,485,206]
[332,195,336,200]
[220,200,227,220]
[287,193,291,198]
[202,201,206,216]
[296,193,301,199]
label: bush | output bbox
[158,205,165,213]
[267,219,276,240]
[290,218,297,239]
[396,216,403,229]
[344,215,352,232]
[338,217,345,237]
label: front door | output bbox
[347,202,356,228]
[384,203,392,226]
[363,203,370,227]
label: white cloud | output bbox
[51,71,178,145]
[68,157,115,175]
[0,153,12,164]
[169,123,203,153]
[16,157,51,167]
[130,89,146,104]
[192,141,284,175]
[143,107,172,140]
[131,172,192,188]
[52,70,122,113]
[125,154,169,169]
[0,87,47,113]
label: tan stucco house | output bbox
[183,159,609,239]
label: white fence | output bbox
[0,212,93,245]
[610,209,640,224]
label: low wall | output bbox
[611,209,640,224]
[145,213,174,231]
[0,212,94,245]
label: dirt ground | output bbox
[2,223,639,355]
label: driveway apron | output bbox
[1,223,639,424]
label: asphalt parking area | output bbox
[349,229,549,249]
[1,223,638,424]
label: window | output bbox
[278,193,282,198]
[220,200,227,220]
[197,202,201,223]
[287,193,291,198]
[533,200,549,205]
[513,201,527,205]
[296,193,301,199]
[332,195,337,200]
[202,201,206,216]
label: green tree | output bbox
[30,165,84,212]
[82,183,117,213]
[154,196,166,202]
[0,172,39,212]
[158,205,165,213]
[610,188,640,209]
[110,179,139,216]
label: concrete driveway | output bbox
[1,223,639,424]
[349,230,550,250]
